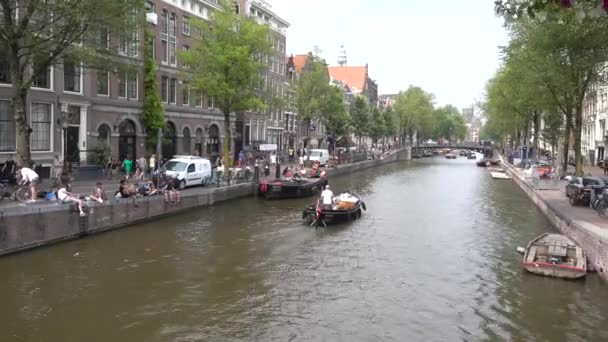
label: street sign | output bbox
[260,144,277,151]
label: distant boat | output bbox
[445,153,457,159]
[467,152,477,160]
[523,233,587,279]
[476,159,490,167]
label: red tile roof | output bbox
[328,66,368,93]
[293,54,309,73]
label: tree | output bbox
[542,111,564,165]
[368,106,385,144]
[350,96,370,149]
[382,107,397,143]
[180,0,271,164]
[320,86,349,139]
[393,86,434,145]
[141,31,165,152]
[0,0,141,165]
[504,13,608,175]
[495,0,608,18]
[295,53,331,147]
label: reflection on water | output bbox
[1,157,608,341]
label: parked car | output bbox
[565,176,606,206]
[308,149,330,166]
[163,156,212,189]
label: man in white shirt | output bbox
[270,152,277,166]
[320,185,334,209]
[18,166,39,203]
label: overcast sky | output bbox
[270,0,509,110]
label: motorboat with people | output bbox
[522,233,587,279]
[258,171,328,200]
[302,189,366,227]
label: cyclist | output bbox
[17,165,39,203]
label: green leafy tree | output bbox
[502,12,608,175]
[542,111,564,165]
[393,86,434,145]
[180,0,271,164]
[382,107,397,143]
[320,86,349,139]
[350,96,370,149]
[141,31,165,152]
[368,106,385,144]
[295,54,331,147]
[0,0,142,165]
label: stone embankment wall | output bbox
[502,161,608,282]
[0,147,412,256]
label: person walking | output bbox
[299,154,304,168]
[122,156,133,179]
[270,152,277,166]
[149,154,156,175]
[136,156,147,180]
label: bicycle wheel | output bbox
[15,187,30,202]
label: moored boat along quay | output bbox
[0,148,411,256]
[501,159,608,283]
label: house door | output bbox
[67,126,80,163]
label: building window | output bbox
[63,59,81,93]
[183,16,190,35]
[0,100,15,151]
[97,70,109,95]
[118,72,127,98]
[98,124,111,145]
[169,13,177,65]
[194,90,202,107]
[161,11,168,63]
[128,73,138,99]
[161,76,168,103]
[128,29,139,57]
[182,82,189,105]
[0,51,11,84]
[170,78,177,104]
[207,96,214,109]
[32,54,51,89]
[30,102,51,151]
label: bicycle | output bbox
[0,182,30,202]
[203,173,221,187]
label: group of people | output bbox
[106,155,158,181]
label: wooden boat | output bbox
[490,171,511,179]
[302,192,366,227]
[258,176,328,200]
[445,153,457,159]
[523,233,587,279]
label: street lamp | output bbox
[57,112,69,175]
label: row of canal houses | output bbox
[0,0,379,177]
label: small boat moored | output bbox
[522,233,587,279]
[259,176,328,200]
[302,192,366,227]
[445,153,457,159]
[476,159,490,167]
[490,171,511,179]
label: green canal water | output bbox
[1,157,608,341]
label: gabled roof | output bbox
[327,66,368,94]
[293,54,309,73]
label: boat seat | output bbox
[526,247,537,263]
[548,243,567,257]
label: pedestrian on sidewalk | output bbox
[122,156,133,179]
[149,154,156,175]
[270,152,277,166]
[299,154,304,168]
[603,157,608,176]
[17,165,39,203]
[136,156,147,180]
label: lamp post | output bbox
[57,112,70,175]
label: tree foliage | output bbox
[0,0,142,165]
[180,0,271,163]
[295,53,331,145]
[349,96,370,148]
[393,86,435,145]
[320,86,349,138]
[432,105,466,143]
[141,31,165,152]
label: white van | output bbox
[308,149,330,166]
[163,156,212,189]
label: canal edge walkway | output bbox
[0,148,412,257]
[501,159,608,282]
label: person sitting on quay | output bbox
[89,182,107,204]
[115,179,139,207]
[57,183,87,217]
[162,177,181,205]
[17,165,40,203]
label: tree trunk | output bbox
[533,111,541,161]
[574,103,584,176]
[223,112,231,166]
[561,112,572,177]
[14,88,31,167]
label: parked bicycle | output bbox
[591,187,608,217]
[0,181,31,202]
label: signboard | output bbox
[259,144,277,151]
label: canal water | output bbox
[2,157,608,342]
